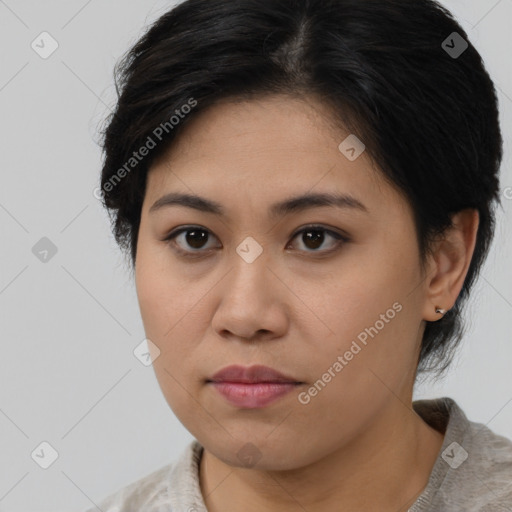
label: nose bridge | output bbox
[228,235,271,302]
[211,237,285,339]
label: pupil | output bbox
[304,230,323,249]
[186,229,208,249]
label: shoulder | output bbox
[462,417,512,508]
[412,397,512,511]
[82,462,174,512]
[80,440,203,512]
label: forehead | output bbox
[144,95,405,219]
[154,95,352,165]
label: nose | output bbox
[210,250,289,342]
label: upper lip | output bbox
[208,364,301,384]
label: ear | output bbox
[421,209,479,322]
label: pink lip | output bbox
[209,364,300,383]
[210,382,299,408]
[207,365,303,409]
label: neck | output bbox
[199,399,445,512]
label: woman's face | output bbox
[135,95,432,469]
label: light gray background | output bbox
[0,1,511,510]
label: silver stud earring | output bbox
[435,307,447,315]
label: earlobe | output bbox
[421,209,479,322]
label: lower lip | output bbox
[209,382,299,408]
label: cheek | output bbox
[135,251,209,370]
[135,268,167,334]
[293,304,417,447]
[135,261,205,416]
[135,240,184,329]
[301,251,421,395]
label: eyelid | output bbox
[292,224,350,242]
[163,224,350,258]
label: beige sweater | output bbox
[83,397,512,511]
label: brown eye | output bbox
[289,226,348,254]
[182,229,210,249]
[164,224,349,259]
[301,229,325,250]
[164,226,219,257]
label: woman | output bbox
[86,0,512,510]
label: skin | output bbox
[135,94,479,512]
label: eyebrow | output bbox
[149,191,369,218]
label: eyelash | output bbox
[162,224,350,259]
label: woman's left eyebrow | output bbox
[149,191,369,218]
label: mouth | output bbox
[207,381,302,408]
[207,364,302,384]
[206,364,304,409]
